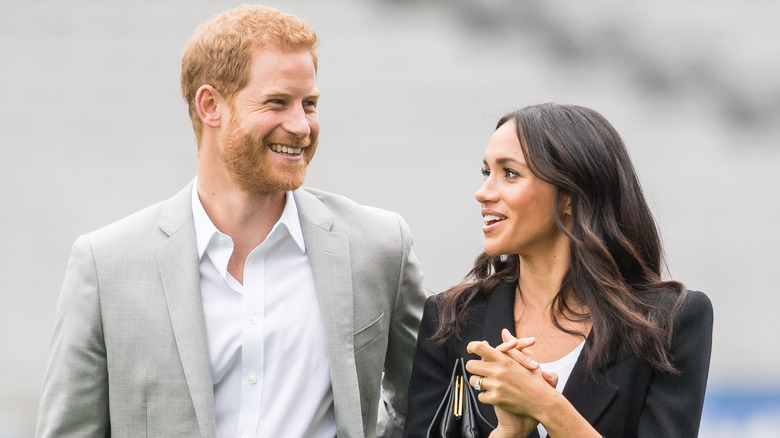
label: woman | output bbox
[404,103,713,437]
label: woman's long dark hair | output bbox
[433,103,686,374]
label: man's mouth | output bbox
[268,143,303,155]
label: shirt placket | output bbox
[236,248,266,438]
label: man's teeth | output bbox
[483,215,503,223]
[269,144,303,155]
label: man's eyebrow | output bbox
[261,90,320,99]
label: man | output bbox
[35,5,426,438]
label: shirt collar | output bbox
[277,191,307,253]
[191,178,307,261]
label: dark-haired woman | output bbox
[404,103,713,438]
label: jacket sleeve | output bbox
[376,214,428,438]
[637,290,714,436]
[35,235,110,438]
[402,296,455,438]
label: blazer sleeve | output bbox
[637,290,714,436]
[36,235,110,438]
[376,214,428,438]
[402,296,454,438]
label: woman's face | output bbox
[476,121,567,257]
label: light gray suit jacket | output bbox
[35,181,427,438]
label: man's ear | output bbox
[195,84,224,128]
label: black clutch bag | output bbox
[427,358,494,438]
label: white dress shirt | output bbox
[192,183,335,438]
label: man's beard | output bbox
[219,116,317,195]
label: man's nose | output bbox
[282,104,311,138]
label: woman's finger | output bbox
[502,346,540,370]
[496,338,519,353]
[501,328,536,350]
[542,371,559,389]
[466,340,503,362]
[465,340,514,379]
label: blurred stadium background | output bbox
[2,0,779,436]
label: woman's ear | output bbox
[558,193,572,217]
[195,84,224,129]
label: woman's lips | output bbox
[481,210,507,232]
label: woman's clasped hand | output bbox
[465,330,559,438]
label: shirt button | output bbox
[249,315,258,325]
[248,375,257,384]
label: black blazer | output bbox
[404,282,713,437]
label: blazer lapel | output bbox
[562,349,619,427]
[156,182,216,438]
[294,189,364,437]
[482,281,516,346]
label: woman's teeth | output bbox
[483,214,503,224]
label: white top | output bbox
[536,340,586,438]
[192,182,335,438]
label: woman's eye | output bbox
[480,168,490,178]
[503,168,519,178]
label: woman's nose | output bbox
[475,178,497,204]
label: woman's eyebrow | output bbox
[494,157,527,168]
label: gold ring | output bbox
[474,376,484,391]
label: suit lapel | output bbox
[294,189,364,437]
[156,182,216,438]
